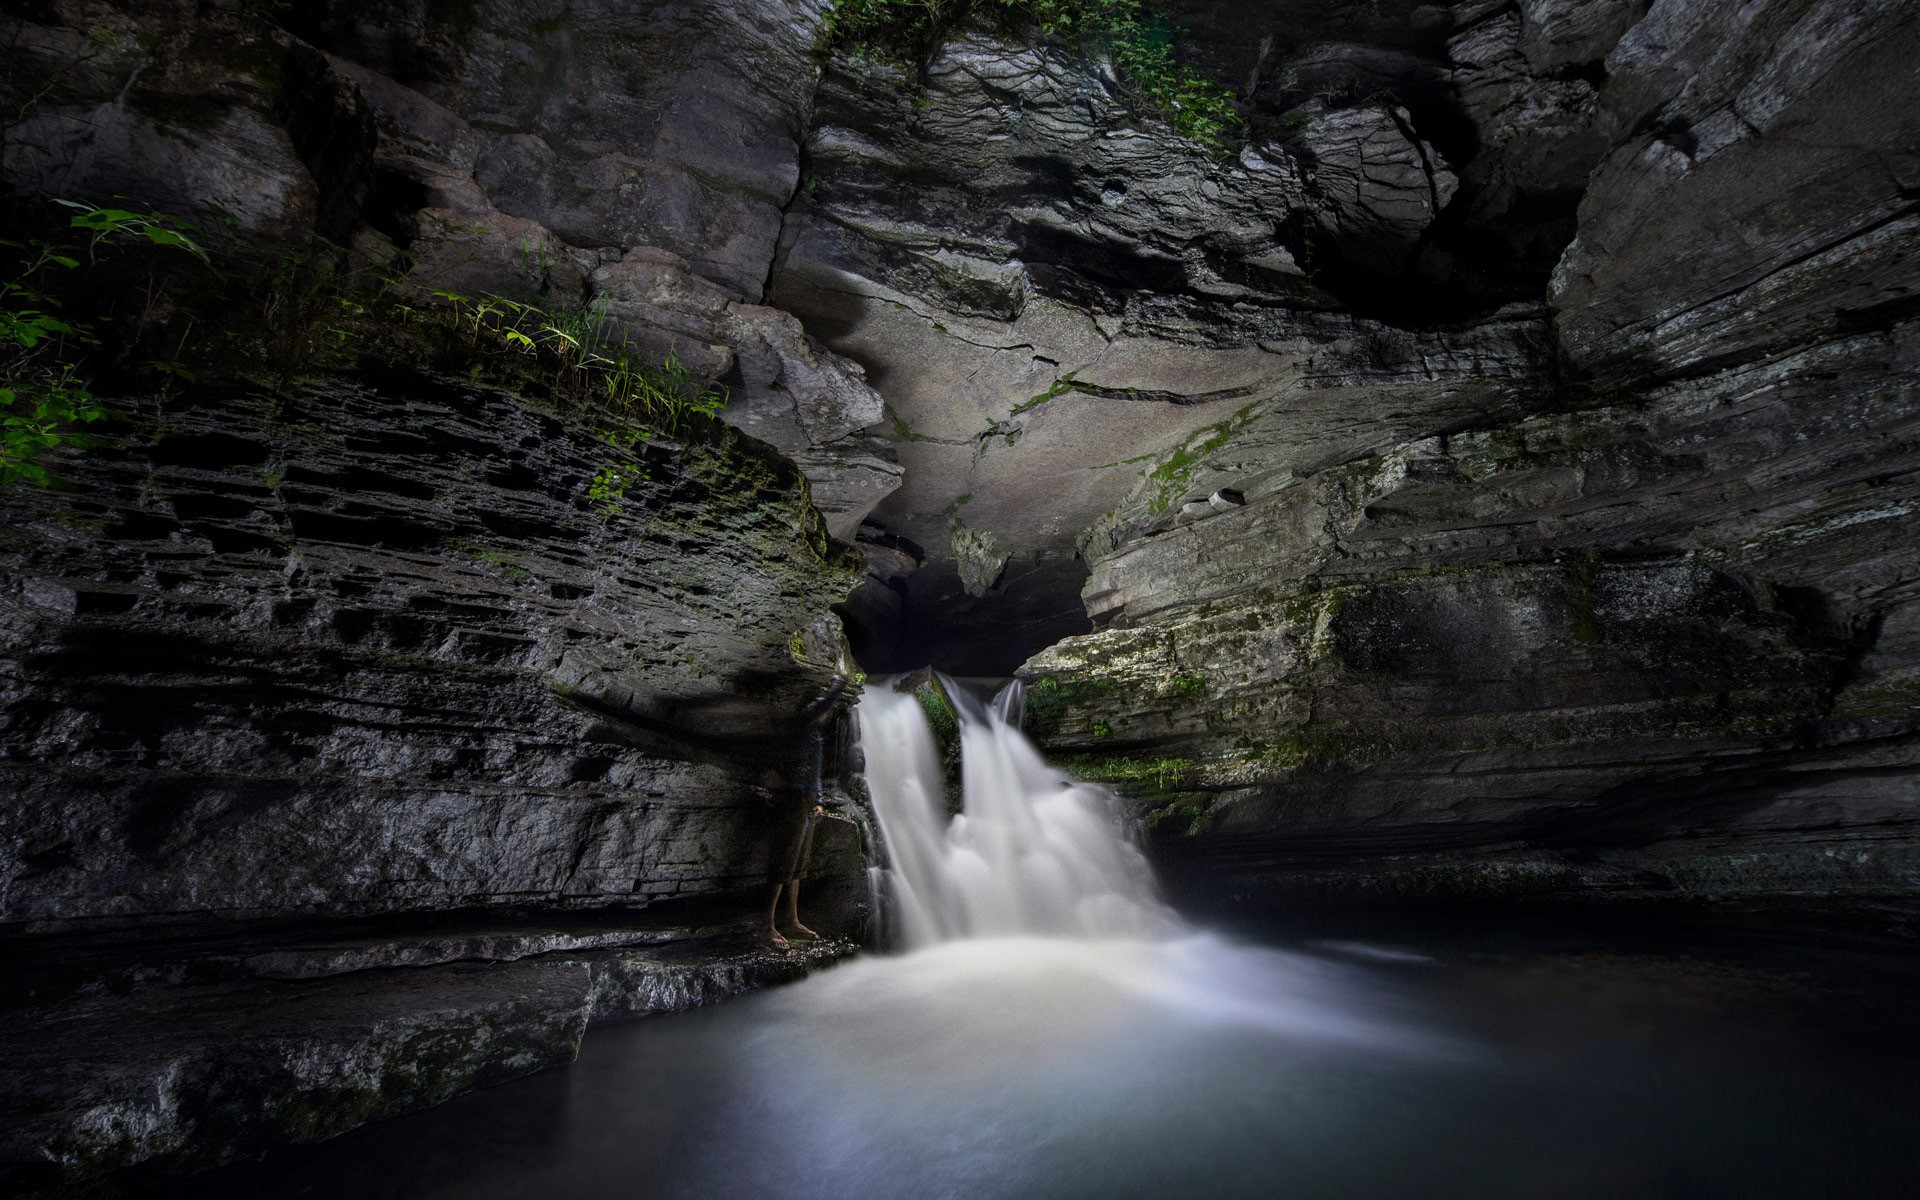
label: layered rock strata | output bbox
[0,913,858,1193]
[2,0,903,544]
[1,372,864,927]
[0,363,872,1190]
[1022,0,1920,907]
[2,2,891,1183]
[778,19,1554,667]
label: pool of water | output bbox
[183,906,1920,1199]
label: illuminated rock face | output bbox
[1015,0,1920,906]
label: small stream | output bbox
[182,681,1920,1198]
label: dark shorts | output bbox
[771,811,819,883]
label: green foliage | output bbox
[245,238,402,375]
[823,0,1239,146]
[0,192,726,512]
[1053,753,1195,790]
[1012,370,1078,415]
[1144,401,1257,515]
[421,290,727,519]
[2,203,207,486]
[914,680,963,782]
[1022,674,1121,741]
[1168,673,1206,698]
[426,290,727,435]
[587,465,641,515]
[56,201,210,265]
[1091,719,1112,738]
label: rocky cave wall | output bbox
[1,374,864,927]
[0,0,1916,1182]
[0,0,898,933]
[1018,0,1920,907]
[2,0,1916,930]
[2,3,888,1178]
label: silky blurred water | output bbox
[181,906,1920,1200]
[855,679,1177,948]
[174,682,1920,1198]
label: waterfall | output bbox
[855,675,1179,949]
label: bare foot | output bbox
[785,923,820,941]
[767,930,790,950]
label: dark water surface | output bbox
[182,906,1920,1199]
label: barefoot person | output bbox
[766,798,824,950]
[767,700,838,949]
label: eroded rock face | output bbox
[0,918,859,1190]
[301,0,828,299]
[0,373,861,928]
[1551,0,1920,376]
[1021,0,1920,906]
[3,0,905,568]
[776,19,1560,668]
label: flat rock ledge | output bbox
[0,917,855,1196]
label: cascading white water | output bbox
[253,678,1476,1200]
[856,676,1180,949]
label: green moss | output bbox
[1143,401,1257,514]
[1253,733,1313,770]
[364,651,491,677]
[915,680,962,783]
[1132,790,1218,836]
[445,537,533,583]
[1830,671,1920,720]
[1012,371,1079,415]
[1051,753,1196,790]
[1167,672,1206,698]
[1023,674,1122,741]
[822,2,1241,147]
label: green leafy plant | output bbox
[2,202,208,485]
[823,0,1240,146]
[426,290,728,435]
[1168,673,1206,698]
[587,464,646,515]
[57,201,210,265]
[1052,753,1195,790]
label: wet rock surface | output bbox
[0,908,858,1194]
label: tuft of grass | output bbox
[1053,753,1195,790]
[1011,370,1078,415]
